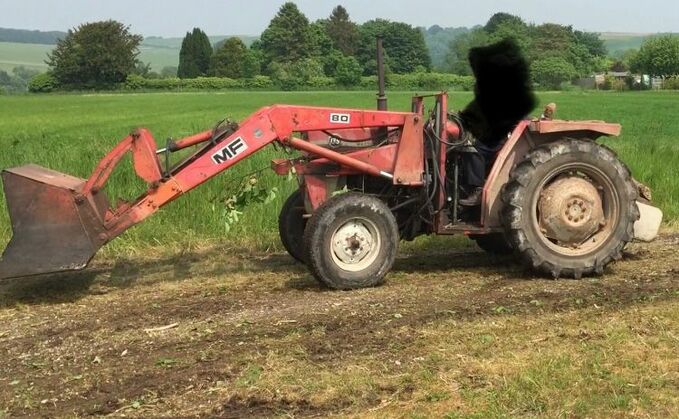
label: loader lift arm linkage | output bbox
[0,104,432,279]
[103,105,421,238]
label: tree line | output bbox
[174,3,430,89]
[8,2,679,93]
[446,13,611,89]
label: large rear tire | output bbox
[278,189,307,263]
[303,193,399,290]
[501,139,639,278]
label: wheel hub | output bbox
[332,220,374,266]
[538,176,605,245]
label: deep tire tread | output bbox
[501,138,639,279]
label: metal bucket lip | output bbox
[3,164,86,191]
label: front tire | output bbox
[501,139,639,278]
[303,193,399,290]
[278,189,307,263]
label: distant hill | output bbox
[600,32,679,56]
[0,27,66,44]
[600,32,650,55]
[0,28,259,73]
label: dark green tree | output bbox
[308,21,335,58]
[260,2,312,64]
[423,25,469,71]
[325,5,359,56]
[46,20,142,88]
[485,14,531,52]
[241,51,262,78]
[246,40,266,77]
[574,30,607,57]
[357,19,431,74]
[334,55,362,86]
[210,37,248,78]
[571,31,607,76]
[445,28,489,75]
[631,35,679,77]
[178,28,213,78]
[530,23,574,61]
[531,56,577,89]
[269,58,324,90]
[484,12,527,33]
[321,49,345,77]
[530,23,606,77]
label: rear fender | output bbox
[481,120,622,228]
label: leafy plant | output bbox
[220,176,278,233]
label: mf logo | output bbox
[329,113,351,124]
[211,137,248,164]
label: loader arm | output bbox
[104,105,413,238]
[0,105,418,280]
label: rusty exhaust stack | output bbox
[376,37,387,111]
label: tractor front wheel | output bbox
[501,139,639,278]
[279,189,307,263]
[304,193,399,289]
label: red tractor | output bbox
[0,43,662,289]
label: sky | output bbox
[1,0,677,37]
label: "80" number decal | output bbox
[329,113,351,124]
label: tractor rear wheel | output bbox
[501,139,639,278]
[304,193,399,290]
[279,189,307,263]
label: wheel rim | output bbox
[532,162,620,257]
[330,217,381,272]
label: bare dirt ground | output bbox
[0,234,677,418]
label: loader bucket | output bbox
[0,165,109,280]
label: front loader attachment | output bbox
[0,165,108,280]
[0,105,417,281]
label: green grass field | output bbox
[0,41,180,73]
[0,91,677,254]
[0,41,51,72]
[0,91,677,418]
